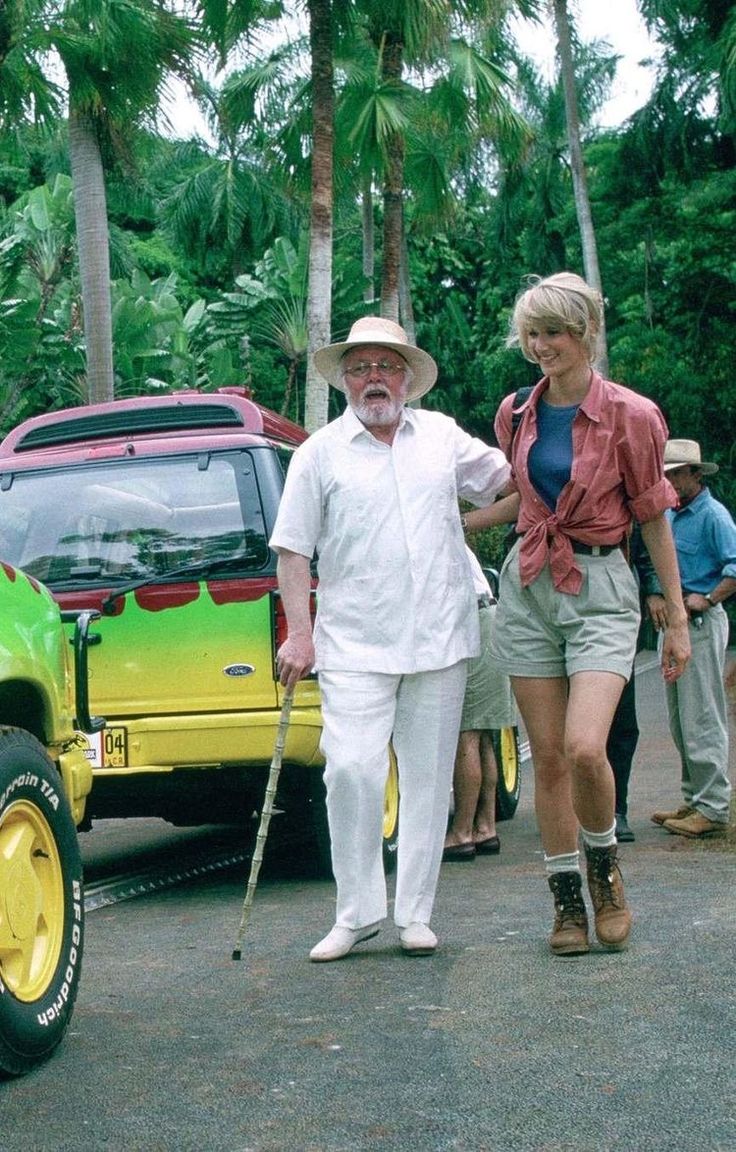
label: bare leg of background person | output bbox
[473,731,498,842]
[444,730,481,849]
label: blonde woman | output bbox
[484,272,689,956]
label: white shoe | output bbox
[309,923,380,963]
[399,922,437,956]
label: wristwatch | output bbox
[461,514,468,531]
[705,592,716,607]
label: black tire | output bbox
[0,728,84,1077]
[306,748,400,879]
[492,725,522,822]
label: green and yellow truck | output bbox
[0,564,99,1075]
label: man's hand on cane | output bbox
[277,632,315,689]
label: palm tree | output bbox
[58,1,196,402]
[0,0,198,404]
[0,0,61,125]
[352,0,532,326]
[156,77,296,285]
[358,0,444,323]
[551,0,608,373]
[634,0,736,172]
[304,0,334,432]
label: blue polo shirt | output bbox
[665,487,736,593]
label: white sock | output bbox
[544,851,580,875]
[581,822,617,849]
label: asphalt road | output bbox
[1,654,735,1152]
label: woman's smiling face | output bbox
[525,324,589,380]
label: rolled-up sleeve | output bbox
[629,475,677,524]
[454,425,510,506]
[619,399,677,523]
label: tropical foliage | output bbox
[0,1,733,522]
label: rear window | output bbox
[0,450,269,589]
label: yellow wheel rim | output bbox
[498,727,519,795]
[0,799,64,1003]
[383,746,399,840]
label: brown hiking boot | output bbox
[547,872,590,956]
[584,844,632,950]
[663,811,726,838]
[651,803,693,827]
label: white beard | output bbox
[348,382,408,429]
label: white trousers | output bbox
[318,662,468,929]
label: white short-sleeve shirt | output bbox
[465,546,494,599]
[270,405,509,674]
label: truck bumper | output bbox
[89,707,324,776]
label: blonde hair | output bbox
[507,272,603,364]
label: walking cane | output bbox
[231,684,295,960]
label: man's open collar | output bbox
[341,403,412,442]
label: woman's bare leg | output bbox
[512,670,630,953]
[565,670,626,831]
[510,676,577,856]
[512,671,626,849]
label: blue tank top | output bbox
[528,399,579,511]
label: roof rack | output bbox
[0,390,306,455]
[10,403,250,451]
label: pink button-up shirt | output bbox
[495,373,677,594]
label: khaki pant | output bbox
[662,605,731,823]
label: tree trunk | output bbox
[399,225,415,343]
[304,0,334,433]
[280,358,298,421]
[362,175,375,305]
[552,0,609,376]
[380,35,404,324]
[67,102,115,404]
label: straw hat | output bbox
[663,439,719,475]
[312,317,438,403]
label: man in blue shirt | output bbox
[648,440,736,837]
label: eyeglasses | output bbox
[343,359,406,378]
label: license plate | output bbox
[86,726,128,769]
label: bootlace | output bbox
[550,874,587,923]
[587,849,623,909]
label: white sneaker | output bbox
[309,923,380,963]
[399,922,437,956]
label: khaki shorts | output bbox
[489,541,640,680]
[461,603,517,730]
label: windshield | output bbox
[0,450,270,589]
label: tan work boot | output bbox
[584,844,632,950]
[547,872,590,956]
[663,811,726,838]
[651,803,693,827]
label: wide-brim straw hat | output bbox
[663,438,719,475]
[312,317,438,403]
